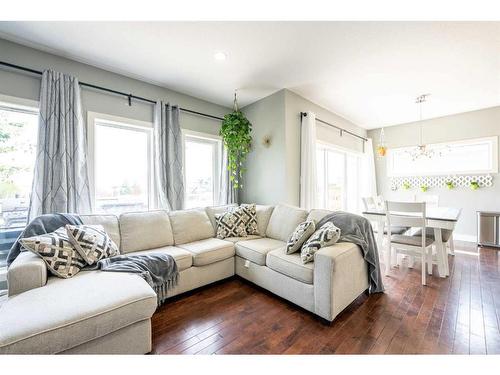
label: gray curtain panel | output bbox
[28,70,92,221]
[218,146,238,205]
[154,101,184,210]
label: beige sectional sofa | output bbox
[0,204,369,354]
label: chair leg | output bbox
[421,249,427,286]
[427,246,433,275]
[448,235,455,256]
[385,244,391,276]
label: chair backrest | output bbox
[362,197,377,210]
[414,194,439,208]
[384,201,426,232]
[375,195,385,209]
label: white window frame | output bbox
[87,111,154,213]
[0,94,39,284]
[316,141,363,213]
[182,129,222,209]
[386,136,499,177]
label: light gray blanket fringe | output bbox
[317,211,384,293]
[85,254,179,306]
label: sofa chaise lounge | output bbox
[0,204,369,354]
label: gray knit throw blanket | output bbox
[85,253,179,306]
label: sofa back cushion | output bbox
[265,204,308,242]
[205,204,238,235]
[119,210,174,253]
[81,214,121,249]
[256,205,274,235]
[169,209,214,245]
[307,209,334,223]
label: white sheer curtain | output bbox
[361,138,378,199]
[300,111,318,210]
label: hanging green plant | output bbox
[402,182,411,190]
[420,184,429,192]
[445,180,454,190]
[470,181,480,190]
[220,92,252,189]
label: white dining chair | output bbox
[362,197,377,210]
[384,201,435,285]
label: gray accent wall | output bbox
[368,106,500,241]
[241,89,367,207]
[0,38,229,135]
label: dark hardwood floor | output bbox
[151,246,500,354]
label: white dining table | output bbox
[362,206,462,278]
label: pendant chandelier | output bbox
[406,93,436,161]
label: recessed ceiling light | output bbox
[214,52,227,61]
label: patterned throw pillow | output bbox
[240,203,259,235]
[286,220,316,254]
[20,227,87,278]
[66,224,119,265]
[300,222,341,264]
[215,207,249,239]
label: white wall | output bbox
[0,38,229,135]
[241,89,367,207]
[368,106,500,242]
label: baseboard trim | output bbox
[453,233,476,243]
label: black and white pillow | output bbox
[215,207,249,239]
[301,222,341,264]
[286,220,316,254]
[66,224,119,265]
[240,203,259,235]
[20,227,87,279]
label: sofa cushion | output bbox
[66,224,119,265]
[125,246,193,271]
[306,209,334,223]
[256,205,274,236]
[81,214,120,248]
[119,210,174,253]
[266,248,314,284]
[206,204,238,234]
[20,228,87,279]
[178,238,235,266]
[215,208,248,239]
[235,238,286,266]
[169,209,214,245]
[0,271,157,354]
[265,204,308,242]
[223,235,262,243]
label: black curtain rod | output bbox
[0,60,225,122]
[300,111,367,142]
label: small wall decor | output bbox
[262,135,272,148]
[390,174,493,191]
[470,180,480,190]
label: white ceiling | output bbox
[0,22,499,129]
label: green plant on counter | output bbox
[402,182,411,190]
[420,184,429,192]
[445,180,454,190]
[470,181,480,190]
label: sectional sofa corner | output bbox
[0,203,369,354]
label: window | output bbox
[316,144,363,213]
[0,96,38,290]
[89,113,153,215]
[183,130,221,209]
[387,136,498,177]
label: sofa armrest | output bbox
[7,252,48,296]
[313,242,369,321]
